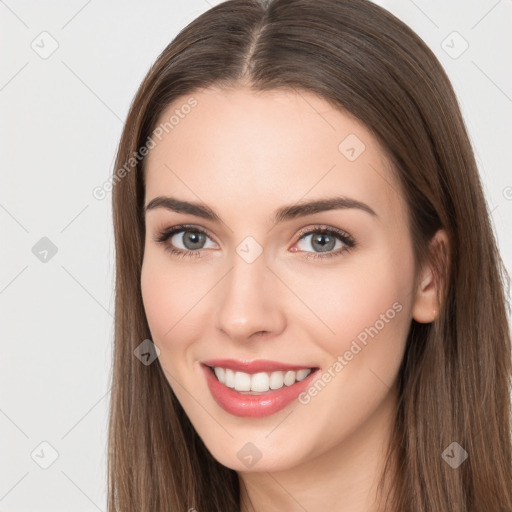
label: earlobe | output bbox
[412,230,449,324]
[412,269,438,323]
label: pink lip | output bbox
[201,363,320,418]
[201,358,315,373]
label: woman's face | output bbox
[141,86,426,472]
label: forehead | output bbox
[143,86,405,223]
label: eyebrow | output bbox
[144,195,377,224]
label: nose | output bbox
[214,250,286,343]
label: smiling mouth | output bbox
[204,364,320,394]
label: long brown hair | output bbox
[108,0,512,510]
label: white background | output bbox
[1,0,511,510]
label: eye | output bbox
[153,225,217,259]
[153,223,356,260]
[292,224,356,260]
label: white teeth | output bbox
[251,372,270,392]
[225,368,235,388]
[269,371,284,390]
[296,369,311,381]
[234,371,251,391]
[211,366,313,392]
[214,367,225,382]
[283,370,296,386]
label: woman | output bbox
[107,0,512,510]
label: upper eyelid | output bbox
[161,224,218,244]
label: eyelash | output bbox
[153,224,356,261]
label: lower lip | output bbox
[201,364,319,418]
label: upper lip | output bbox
[202,358,318,374]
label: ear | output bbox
[412,229,449,324]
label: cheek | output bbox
[291,252,414,443]
[140,252,193,355]
[303,248,415,365]
[140,249,221,372]
[141,260,168,338]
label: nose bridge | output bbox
[214,242,285,341]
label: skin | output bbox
[140,86,445,512]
